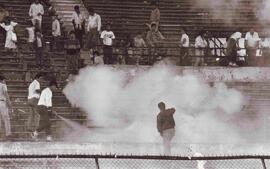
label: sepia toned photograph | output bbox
[0,0,270,168]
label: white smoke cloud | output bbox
[63,65,246,149]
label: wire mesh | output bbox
[0,156,267,169]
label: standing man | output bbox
[87,7,101,50]
[72,5,85,48]
[157,102,175,155]
[245,28,260,66]
[31,80,58,141]
[27,73,42,132]
[179,28,189,66]
[0,75,12,139]
[101,23,115,64]
[194,30,208,66]
[29,0,44,31]
[51,15,61,51]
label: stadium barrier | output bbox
[0,154,269,169]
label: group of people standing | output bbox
[0,73,57,141]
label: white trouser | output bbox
[162,128,175,155]
[0,101,11,136]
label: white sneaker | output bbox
[31,131,38,139]
[46,135,52,142]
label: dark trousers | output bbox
[179,47,189,66]
[37,105,51,136]
[226,38,237,63]
[35,47,44,67]
[67,54,79,70]
[74,27,84,48]
[103,45,113,64]
[50,36,61,51]
[246,48,257,66]
[87,28,99,49]
[0,27,6,44]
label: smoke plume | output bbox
[63,65,247,147]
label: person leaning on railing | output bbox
[194,30,208,66]
[146,23,165,63]
[226,32,242,67]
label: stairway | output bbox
[50,0,89,33]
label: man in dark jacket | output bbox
[157,102,175,155]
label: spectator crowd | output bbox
[0,0,269,71]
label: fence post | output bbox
[95,157,100,169]
[261,158,267,169]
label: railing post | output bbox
[261,158,267,169]
[95,157,100,169]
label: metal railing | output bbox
[0,154,269,169]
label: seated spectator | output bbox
[194,30,208,66]
[245,28,260,66]
[72,5,85,48]
[146,2,160,31]
[93,50,104,65]
[100,23,115,64]
[64,31,81,70]
[134,31,147,65]
[178,28,190,66]
[0,17,18,52]
[226,32,242,67]
[26,20,35,51]
[86,7,101,50]
[51,15,61,52]
[0,5,9,45]
[33,29,45,68]
[29,0,44,31]
[146,23,165,63]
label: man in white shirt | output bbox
[245,28,260,66]
[87,8,101,50]
[194,30,208,66]
[27,73,42,132]
[179,28,189,66]
[0,75,12,139]
[51,15,61,51]
[101,23,115,64]
[32,80,58,141]
[72,5,85,48]
[29,0,44,30]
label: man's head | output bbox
[34,0,39,4]
[136,31,143,38]
[151,23,157,32]
[158,102,166,111]
[249,28,255,34]
[69,31,76,39]
[34,73,43,80]
[52,15,57,21]
[151,2,158,9]
[199,30,206,38]
[0,75,6,83]
[180,28,186,35]
[88,7,95,16]
[35,29,42,37]
[105,23,111,31]
[48,80,58,91]
[74,5,80,13]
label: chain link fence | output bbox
[0,155,268,169]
